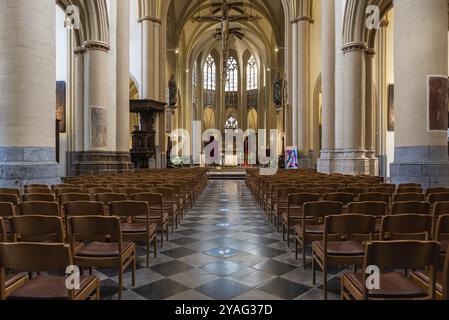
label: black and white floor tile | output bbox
[98,180,341,300]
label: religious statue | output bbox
[169,74,177,107]
[273,72,284,107]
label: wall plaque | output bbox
[428,76,449,132]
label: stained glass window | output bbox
[225,115,239,129]
[246,55,258,90]
[204,54,216,91]
[225,56,238,92]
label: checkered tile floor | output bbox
[97,180,342,300]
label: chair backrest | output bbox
[24,184,48,190]
[88,188,113,196]
[399,183,422,188]
[64,201,105,217]
[288,193,320,209]
[148,188,173,201]
[51,184,75,193]
[69,216,122,242]
[324,214,376,237]
[391,201,430,215]
[426,187,449,198]
[358,192,390,203]
[19,202,60,217]
[323,192,356,205]
[11,215,65,242]
[363,241,439,299]
[59,193,91,204]
[367,187,394,196]
[303,201,343,219]
[110,201,149,219]
[25,188,52,195]
[107,184,127,191]
[0,189,20,198]
[393,193,425,202]
[428,193,449,205]
[278,188,304,201]
[0,194,19,206]
[55,188,83,198]
[347,202,388,217]
[338,187,365,197]
[0,202,15,218]
[0,243,72,273]
[397,187,423,194]
[0,218,6,242]
[118,188,144,197]
[308,188,335,197]
[380,214,433,241]
[22,194,56,203]
[95,193,128,205]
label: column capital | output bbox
[138,16,162,24]
[365,47,376,56]
[73,46,86,55]
[342,41,367,54]
[291,16,314,24]
[83,40,110,53]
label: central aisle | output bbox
[98,180,340,300]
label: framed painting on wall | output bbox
[427,76,448,132]
[285,147,299,170]
[56,81,66,133]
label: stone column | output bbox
[365,48,379,175]
[318,0,336,173]
[116,0,130,153]
[391,0,449,187]
[292,16,313,168]
[334,0,345,157]
[74,48,85,153]
[0,0,59,187]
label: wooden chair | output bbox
[131,193,170,247]
[391,201,431,215]
[110,201,158,267]
[118,188,144,197]
[394,193,425,202]
[69,216,136,300]
[426,187,449,199]
[55,188,83,199]
[87,188,113,200]
[312,214,376,299]
[367,187,395,197]
[380,214,433,241]
[107,184,128,192]
[11,215,65,243]
[434,214,449,259]
[19,202,60,217]
[24,188,52,195]
[22,194,56,203]
[51,184,75,193]
[308,188,335,198]
[282,193,320,247]
[0,189,20,199]
[323,192,356,206]
[147,188,179,234]
[161,184,184,221]
[0,194,19,206]
[24,184,49,190]
[95,193,127,208]
[358,192,391,204]
[397,187,423,194]
[428,193,449,205]
[0,243,99,300]
[342,241,440,300]
[295,201,343,267]
[274,187,302,229]
[0,202,16,239]
[399,183,422,188]
[410,235,449,300]
[59,193,91,205]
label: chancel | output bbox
[0,0,448,303]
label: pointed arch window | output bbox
[203,54,216,106]
[204,54,216,91]
[225,56,238,92]
[246,55,258,90]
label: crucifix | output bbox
[192,0,260,81]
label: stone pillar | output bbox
[74,48,85,153]
[391,0,449,187]
[365,48,379,175]
[0,0,59,187]
[318,0,336,173]
[292,16,313,168]
[334,0,345,157]
[116,0,131,153]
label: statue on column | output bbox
[273,72,284,108]
[169,74,178,107]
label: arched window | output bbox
[246,55,258,90]
[225,115,239,129]
[225,56,238,92]
[203,54,216,91]
[203,54,216,106]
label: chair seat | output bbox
[296,224,324,235]
[122,222,157,234]
[314,240,365,256]
[76,241,134,258]
[410,271,444,293]
[7,275,97,300]
[343,272,428,299]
